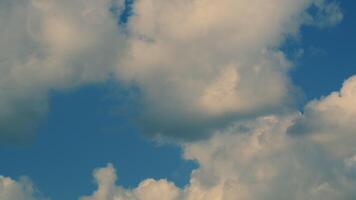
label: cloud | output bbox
[180,114,356,200]
[0,71,339,199]
[80,163,181,200]
[2,64,356,200]
[0,176,47,200]
[6,97,355,200]
[80,112,356,200]
[3,109,354,200]
[288,75,356,158]
[0,0,125,143]
[0,0,343,142]
[116,0,342,140]
[0,0,352,199]
[80,75,356,200]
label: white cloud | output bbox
[116,0,342,140]
[80,74,356,200]
[80,111,356,200]
[0,0,125,142]
[288,75,356,158]
[3,114,350,200]
[79,75,356,199]
[180,115,356,200]
[0,176,47,200]
[80,163,181,200]
[0,0,343,142]
[1,0,353,199]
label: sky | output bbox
[0,0,356,200]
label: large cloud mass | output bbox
[80,75,356,200]
[0,0,343,141]
[117,0,342,140]
[81,100,356,199]
[80,76,356,199]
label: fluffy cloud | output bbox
[288,76,356,158]
[181,115,356,200]
[117,0,342,140]
[0,176,46,200]
[3,113,352,200]
[80,163,181,200]
[0,0,343,142]
[1,0,353,199]
[8,95,355,200]
[0,0,125,143]
[80,111,356,200]
[80,75,356,200]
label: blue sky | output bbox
[291,0,356,99]
[0,0,356,200]
[0,82,196,199]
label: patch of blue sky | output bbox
[0,81,197,200]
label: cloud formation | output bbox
[81,108,356,200]
[0,0,125,143]
[0,176,46,200]
[4,88,355,200]
[0,0,354,199]
[80,163,181,200]
[0,0,344,142]
[288,75,356,158]
[117,0,343,140]
[79,76,356,200]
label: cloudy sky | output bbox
[0,0,356,199]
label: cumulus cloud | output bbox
[0,0,125,143]
[8,97,355,200]
[116,0,343,140]
[0,0,344,142]
[80,163,181,200]
[80,75,356,200]
[1,0,353,199]
[0,176,46,200]
[180,114,356,200]
[80,111,356,200]
[288,75,356,158]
